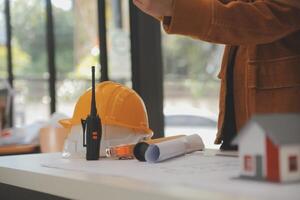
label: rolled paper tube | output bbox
[184,134,205,153]
[133,135,185,161]
[145,134,205,163]
[145,139,186,163]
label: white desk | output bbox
[0,150,298,200]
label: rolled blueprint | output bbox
[145,134,205,163]
[133,135,185,161]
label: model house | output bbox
[232,114,300,183]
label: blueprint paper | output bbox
[145,134,204,163]
[42,150,300,200]
[184,134,205,153]
[145,138,185,163]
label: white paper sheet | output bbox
[145,134,204,163]
[42,150,300,200]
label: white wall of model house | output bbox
[238,123,266,177]
[280,145,300,182]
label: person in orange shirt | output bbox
[133,0,300,150]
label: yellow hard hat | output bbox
[59,81,152,134]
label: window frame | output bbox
[288,155,298,172]
[129,2,164,138]
[4,0,13,126]
[244,155,253,172]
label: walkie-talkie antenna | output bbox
[91,66,97,116]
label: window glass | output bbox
[244,155,253,172]
[11,0,49,126]
[106,0,131,87]
[0,0,7,79]
[162,33,223,149]
[0,0,8,130]
[289,155,298,172]
[54,0,99,116]
[55,0,133,117]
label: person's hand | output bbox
[133,0,174,20]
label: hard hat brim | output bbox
[59,118,153,135]
[59,119,73,129]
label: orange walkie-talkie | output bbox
[81,66,102,160]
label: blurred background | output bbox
[0,0,224,150]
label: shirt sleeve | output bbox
[163,0,300,45]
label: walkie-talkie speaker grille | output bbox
[60,81,152,134]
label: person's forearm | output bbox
[134,0,300,45]
[166,0,300,45]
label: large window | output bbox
[0,0,7,79]
[1,0,134,125]
[106,0,131,86]
[1,0,223,149]
[11,0,49,126]
[54,0,99,116]
[163,34,223,149]
[55,0,132,116]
